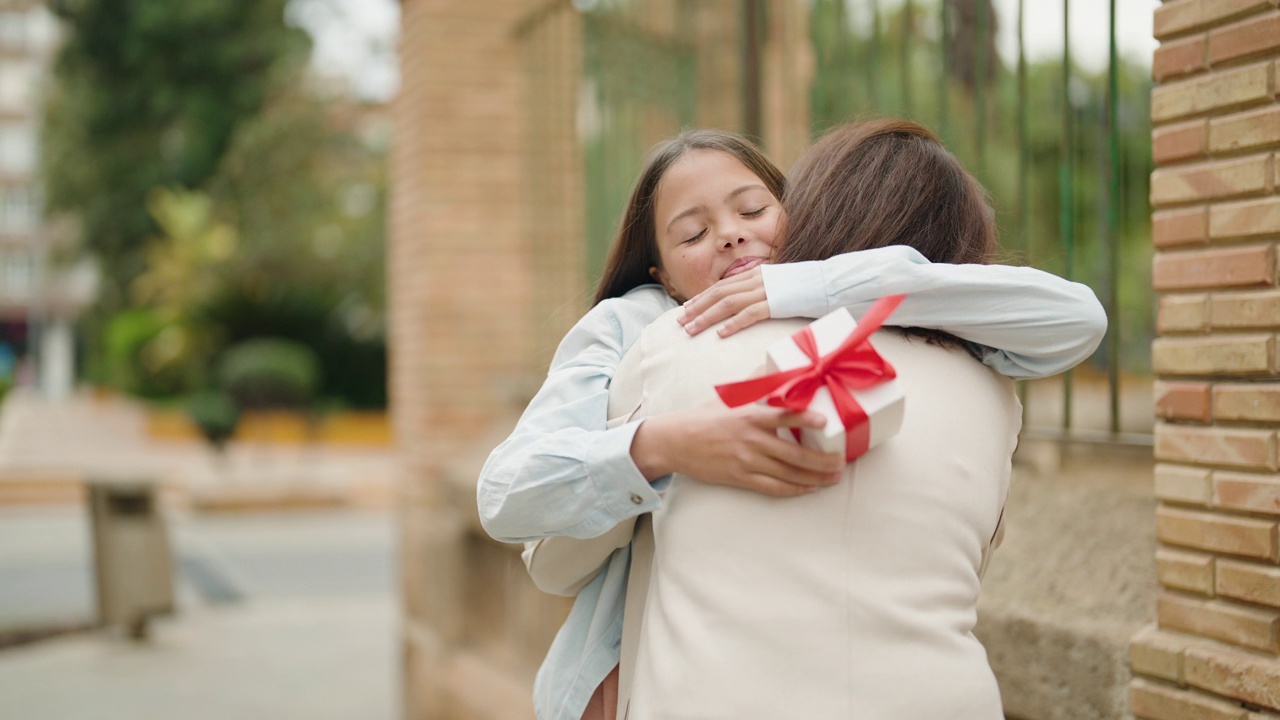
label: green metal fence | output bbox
[518,0,1155,442]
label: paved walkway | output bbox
[0,507,398,720]
[0,596,397,720]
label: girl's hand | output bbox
[678,266,770,338]
[630,404,846,498]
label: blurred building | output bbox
[0,0,88,398]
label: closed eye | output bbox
[742,207,767,218]
[683,228,707,244]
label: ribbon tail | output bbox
[715,366,807,408]
[823,294,908,360]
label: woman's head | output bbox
[594,129,786,305]
[774,119,997,267]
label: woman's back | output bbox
[612,308,1021,719]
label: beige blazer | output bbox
[527,308,1019,719]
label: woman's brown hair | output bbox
[775,119,998,347]
[774,119,996,267]
[593,129,786,305]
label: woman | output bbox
[543,119,1026,718]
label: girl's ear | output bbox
[649,266,683,303]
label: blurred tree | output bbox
[117,91,387,406]
[204,88,387,408]
[40,0,309,302]
[42,1,389,407]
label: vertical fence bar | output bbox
[869,0,882,110]
[975,0,988,179]
[1106,0,1121,433]
[1017,0,1029,261]
[1060,0,1075,431]
[742,0,763,141]
[938,0,950,143]
[1016,0,1030,415]
[901,0,913,115]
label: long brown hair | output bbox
[775,119,998,345]
[593,129,786,305]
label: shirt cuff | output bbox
[586,419,665,521]
[762,261,830,319]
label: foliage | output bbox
[202,285,386,409]
[43,2,389,407]
[185,390,239,451]
[41,0,310,296]
[132,187,237,314]
[208,88,387,334]
[100,307,192,397]
[216,338,320,411]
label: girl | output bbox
[476,129,1105,720]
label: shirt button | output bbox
[631,494,643,505]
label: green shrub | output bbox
[216,338,319,411]
[185,391,239,450]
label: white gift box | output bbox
[763,308,905,460]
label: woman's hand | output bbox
[678,266,770,338]
[630,404,845,497]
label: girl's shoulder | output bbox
[606,284,676,314]
[590,284,677,334]
[551,285,676,368]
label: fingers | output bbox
[763,409,827,430]
[713,301,770,338]
[769,441,846,475]
[682,270,757,317]
[682,291,767,336]
[747,409,846,475]
[740,475,814,498]
[679,269,768,336]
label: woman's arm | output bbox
[679,246,1107,379]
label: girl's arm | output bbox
[477,287,672,544]
[679,245,1107,379]
[478,288,841,545]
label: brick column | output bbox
[391,1,541,718]
[761,0,813,170]
[1134,2,1280,718]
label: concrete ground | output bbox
[0,507,398,720]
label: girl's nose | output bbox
[721,236,746,250]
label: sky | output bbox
[988,0,1160,72]
[286,0,1159,103]
[286,0,401,102]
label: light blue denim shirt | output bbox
[477,247,1107,720]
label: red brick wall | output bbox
[1136,1,1280,717]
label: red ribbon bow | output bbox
[714,294,906,460]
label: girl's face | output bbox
[649,149,782,303]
